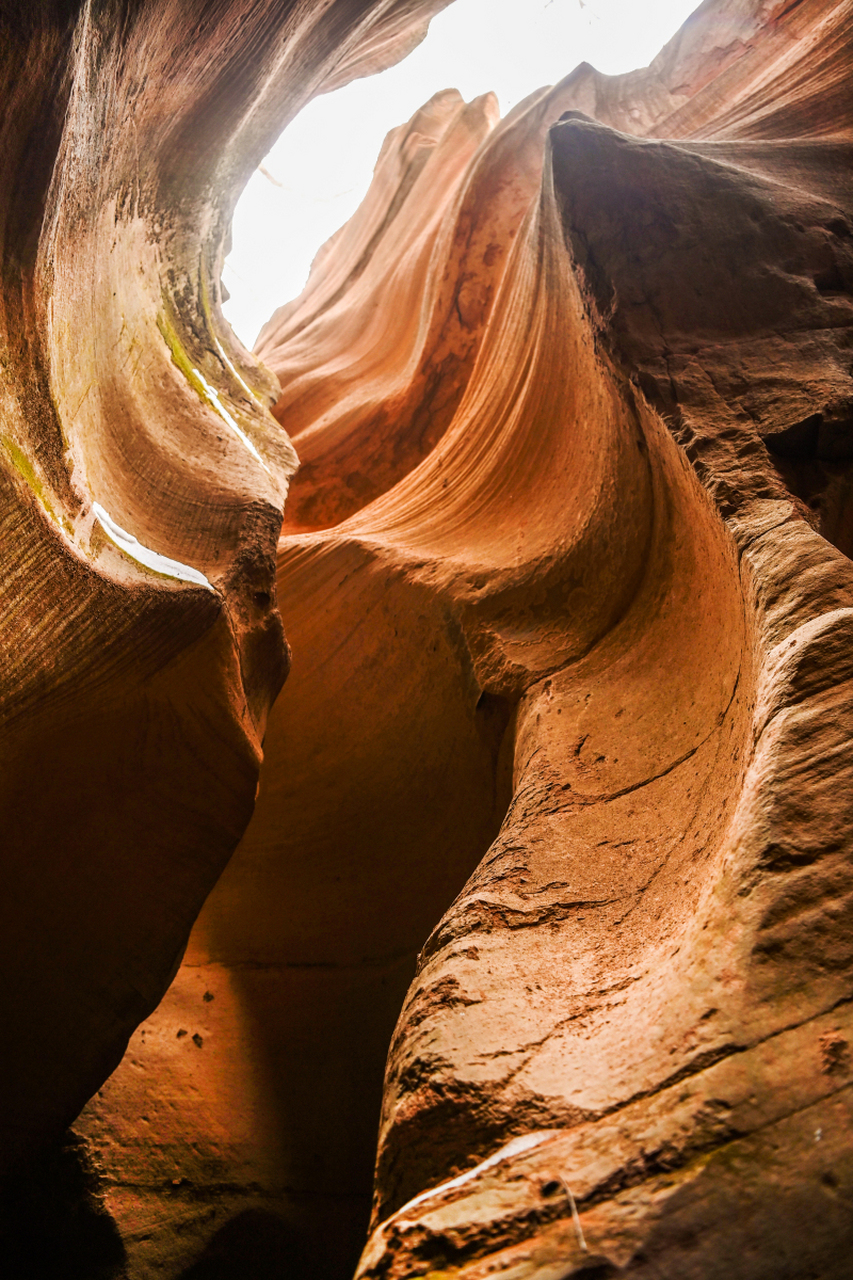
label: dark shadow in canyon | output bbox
[0,1133,126,1279]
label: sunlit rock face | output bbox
[19,0,853,1276]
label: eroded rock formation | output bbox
[0,0,451,1225]
[4,0,853,1276]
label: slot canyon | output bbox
[0,0,852,1276]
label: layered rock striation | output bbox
[0,0,452,1190]
[6,0,853,1276]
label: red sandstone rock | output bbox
[0,0,452,1180]
[28,0,853,1276]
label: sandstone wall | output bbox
[2,0,851,1277]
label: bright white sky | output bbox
[223,0,701,346]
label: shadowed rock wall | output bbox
[0,0,452,1252]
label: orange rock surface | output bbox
[0,0,452,1263]
[4,0,853,1276]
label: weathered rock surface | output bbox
[25,0,853,1276]
[0,0,452,1204]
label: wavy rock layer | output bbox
[0,0,452,1210]
[75,0,853,1277]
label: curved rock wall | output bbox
[0,0,451,1211]
[9,0,853,1276]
